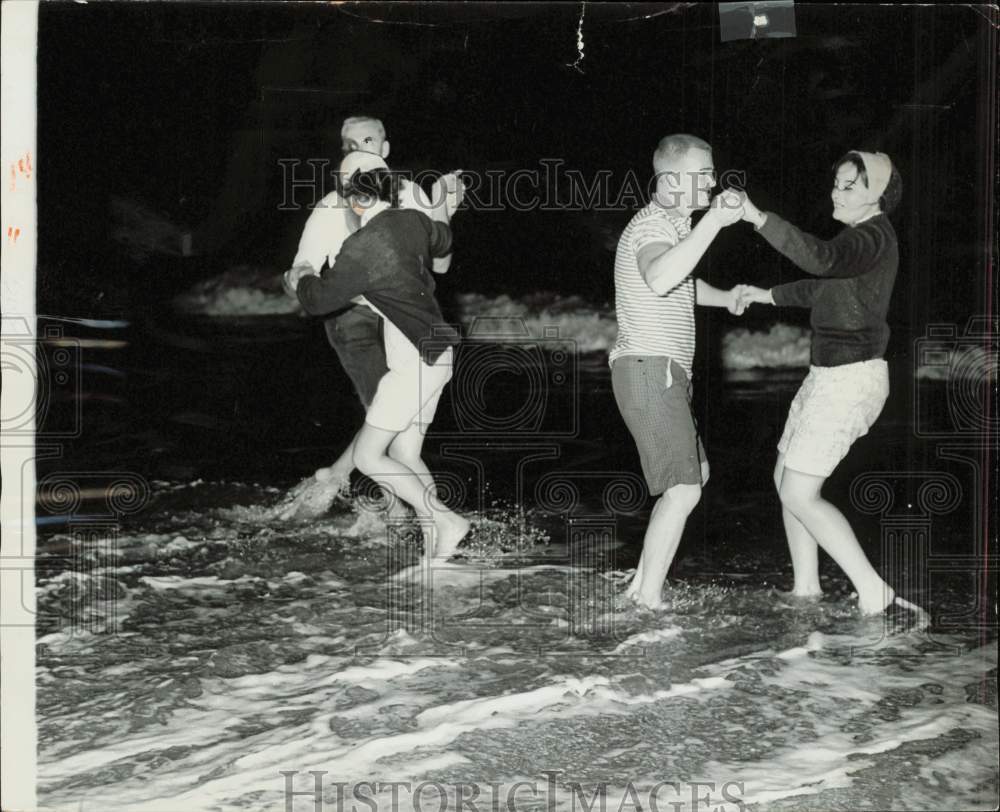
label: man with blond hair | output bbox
[611,134,745,608]
[278,117,460,519]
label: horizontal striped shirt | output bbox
[609,201,696,375]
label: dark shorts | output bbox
[323,305,389,408]
[611,355,706,495]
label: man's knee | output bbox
[662,482,702,512]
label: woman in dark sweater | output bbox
[286,159,470,561]
[736,151,904,615]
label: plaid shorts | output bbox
[779,359,889,477]
[611,355,706,495]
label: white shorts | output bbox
[365,317,454,433]
[778,359,889,477]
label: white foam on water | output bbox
[722,323,812,369]
[669,639,998,811]
[140,574,227,591]
[35,507,997,812]
[171,282,990,380]
[38,634,750,812]
[613,624,683,652]
[174,284,302,317]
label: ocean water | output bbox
[30,297,998,811]
[34,490,998,812]
[171,275,996,379]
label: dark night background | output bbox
[18,8,1000,805]
[31,1,996,485]
[37,2,994,320]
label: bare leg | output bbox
[311,430,408,520]
[388,425,435,490]
[315,435,357,483]
[276,431,358,520]
[633,482,701,609]
[354,422,469,559]
[625,550,645,599]
[627,460,708,602]
[774,454,822,597]
[388,424,469,556]
[778,467,894,615]
[379,423,430,522]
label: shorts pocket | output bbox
[612,362,650,413]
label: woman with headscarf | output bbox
[735,151,907,615]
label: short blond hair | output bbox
[653,134,712,170]
[341,116,386,140]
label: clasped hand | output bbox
[283,265,315,297]
[712,189,767,230]
[431,170,466,219]
[730,283,772,312]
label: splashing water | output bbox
[33,481,997,812]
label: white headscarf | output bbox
[853,151,893,203]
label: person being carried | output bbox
[610,134,747,610]
[733,150,906,616]
[278,116,460,519]
[285,152,470,560]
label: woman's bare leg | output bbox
[774,454,823,597]
[778,467,894,614]
[354,422,469,559]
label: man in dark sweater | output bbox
[285,154,470,561]
[733,150,904,616]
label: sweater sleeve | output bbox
[771,279,823,309]
[758,213,882,279]
[421,215,453,258]
[295,232,371,316]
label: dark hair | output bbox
[344,168,400,208]
[880,167,903,214]
[832,152,902,215]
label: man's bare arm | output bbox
[637,192,742,295]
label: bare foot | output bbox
[383,499,411,523]
[625,567,643,600]
[857,579,896,616]
[390,562,427,582]
[431,514,471,560]
[632,594,668,612]
[773,589,823,611]
[892,596,931,630]
[276,470,349,521]
[632,579,667,611]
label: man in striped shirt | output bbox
[611,134,745,610]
